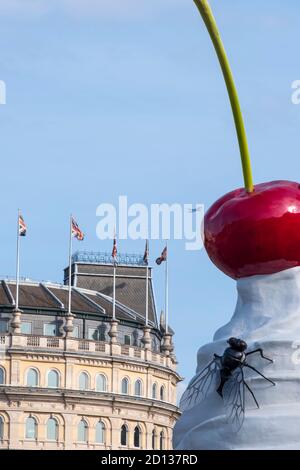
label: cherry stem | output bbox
[194,0,254,192]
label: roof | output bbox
[0,279,156,327]
[65,262,158,326]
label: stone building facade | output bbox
[0,252,181,450]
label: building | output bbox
[0,251,181,450]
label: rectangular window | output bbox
[88,328,99,341]
[124,334,131,346]
[44,323,57,337]
[72,325,79,338]
[0,319,7,333]
[21,322,32,335]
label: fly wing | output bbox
[180,356,221,411]
[222,366,245,432]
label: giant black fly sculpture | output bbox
[180,337,276,432]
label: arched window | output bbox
[152,429,156,449]
[78,419,88,443]
[152,383,157,399]
[120,424,128,446]
[47,418,58,441]
[0,416,3,440]
[160,385,165,401]
[26,368,38,387]
[48,370,59,388]
[160,430,164,450]
[95,420,105,444]
[25,417,37,440]
[79,372,89,391]
[134,426,141,448]
[96,374,107,392]
[0,368,5,385]
[121,377,129,395]
[134,379,142,396]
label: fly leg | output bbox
[246,348,273,363]
[244,363,276,386]
[244,381,259,409]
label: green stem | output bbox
[194,0,254,192]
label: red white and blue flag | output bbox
[19,214,27,237]
[71,217,84,241]
[112,235,117,261]
[156,246,167,265]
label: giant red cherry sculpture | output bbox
[193,1,300,280]
[204,180,300,279]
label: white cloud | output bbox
[0,0,186,20]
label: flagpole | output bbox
[15,209,21,311]
[145,262,149,326]
[68,215,73,315]
[112,262,116,320]
[165,242,169,334]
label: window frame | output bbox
[95,420,105,444]
[96,374,107,392]
[121,377,129,395]
[46,417,58,441]
[47,369,60,388]
[77,419,88,443]
[25,416,37,440]
[26,368,39,387]
[79,371,89,391]
[0,367,5,385]
[120,424,128,447]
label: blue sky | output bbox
[1,0,300,385]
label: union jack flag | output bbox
[112,235,117,261]
[71,217,84,241]
[156,246,167,265]
[19,214,27,237]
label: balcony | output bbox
[0,334,176,370]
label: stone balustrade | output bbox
[0,333,176,370]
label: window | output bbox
[48,370,59,388]
[134,379,142,396]
[0,416,3,440]
[121,377,129,395]
[134,426,141,448]
[96,374,107,392]
[95,420,105,444]
[160,385,165,401]
[152,338,157,352]
[120,424,127,446]
[88,327,99,341]
[99,324,106,341]
[44,323,57,337]
[124,335,131,346]
[79,372,89,390]
[78,419,88,443]
[160,431,164,450]
[26,368,38,387]
[72,326,79,338]
[47,418,58,441]
[21,322,32,335]
[0,368,5,385]
[25,417,37,440]
[152,429,156,449]
[152,383,157,399]
[0,319,7,334]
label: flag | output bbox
[143,240,149,265]
[156,246,167,265]
[19,214,27,237]
[71,217,84,241]
[112,235,117,261]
